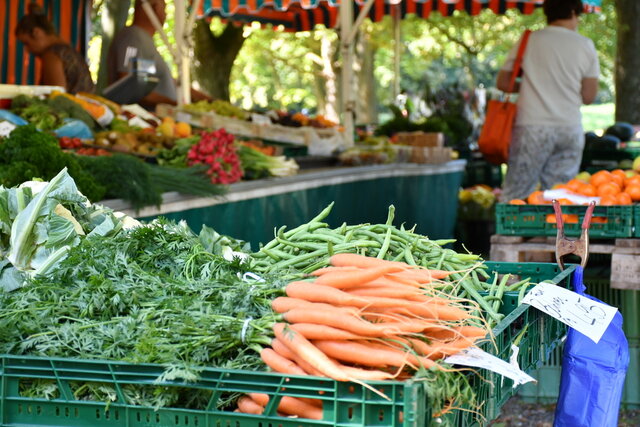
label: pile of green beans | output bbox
[250,203,521,314]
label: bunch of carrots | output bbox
[235,253,490,420]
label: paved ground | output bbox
[489,397,640,427]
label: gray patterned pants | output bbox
[501,125,584,201]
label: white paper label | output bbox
[0,121,17,137]
[522,282,617,343]
[176,112,192,123]
[445,347,536,386]
[251,113,272,125]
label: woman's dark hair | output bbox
[15,2,56,36]
[543,0,583,23]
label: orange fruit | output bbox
[624,183,640,201]
[616,192,632,205]
[565,214,579,223]
[565,179,583,193]
[625,175,640,187]
[611,169,627,188]
[509,199,526,205]
[590,170,612,187]
[591,217,609,224]
[597,182,621,197]
[577,183,597,197]
[527,190,546,205]
[599,194,618,205]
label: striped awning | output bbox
[200,0,601,32]
[0,0,90,85]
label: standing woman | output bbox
[498,0,599,202]
[15,2,94,94]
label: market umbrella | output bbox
[201,0,602,31]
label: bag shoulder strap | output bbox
[508,30,532,93]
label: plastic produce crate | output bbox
[635,205,640,238]
[0,263,574,427]
[496,203,635,238]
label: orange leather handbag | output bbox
[478,30,531,165]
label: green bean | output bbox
[292,233,344,245]
[377,228,393,259]
[327,241,334,257]
[275,237,323,252]
[270,248,325,270]
[509,278,531,291]
[351,229,385,244]
[343,229,355,243]
[487,273,499,298]
[435,252,447,270]
[385,205,395,225]
[432,239,456,246]
[404,247,416,265]
[492,274,510,314]
[518,281,531,305]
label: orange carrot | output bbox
[283,308,405,337]
[237,395,264,414]
[346,285,426,300]
[273,323,351,381]
[426,325,488,342]
[271,338,324,377]
[312,339,437,370]
[260,347,307,376]
[314,264,405,289]
[248,393,323,420]
[271,297,362,316]
[330,253,409,269]
[286,281,369,307]
[310,266,361,276]
[332,361,399,381]
[289,323,364,340]
[390,268,452,281]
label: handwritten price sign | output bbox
[522,282,617,343]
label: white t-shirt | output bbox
[501,26,600,127]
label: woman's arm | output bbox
[581,77,598,105]
[40,50,67,88]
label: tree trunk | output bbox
[355,30,376,125]
[614,0,640,123]
[96,1,132,91]
[193,20,246,101]
[318,34,339,122]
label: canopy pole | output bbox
[340,0,355,147]
[392,3,401,99]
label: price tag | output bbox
[522,282,617,343]
[251,113,272,126]
[0,121,17,137]
[445,347,536,386]
[176,112,192,123]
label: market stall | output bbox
[103,160,466,247]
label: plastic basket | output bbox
[495,203,635,238]
[0,263,574,427]
[635,205,640,238]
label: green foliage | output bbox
[0,219,283,407]
[0,126,106,202]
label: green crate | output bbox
[0,263,575,427]
[635,205,640,238]
[495,203,635,238]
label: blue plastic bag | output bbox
[0,109,29,126]
[554,266,629,427]
[53,118,93,139]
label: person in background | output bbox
[15,2,95,94]
[107,0,210,110]
[497,0,599,202]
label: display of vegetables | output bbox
[0,170,545,423]
[236,141,299,179]
[187,128,243,184]
[184,99,248,120]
